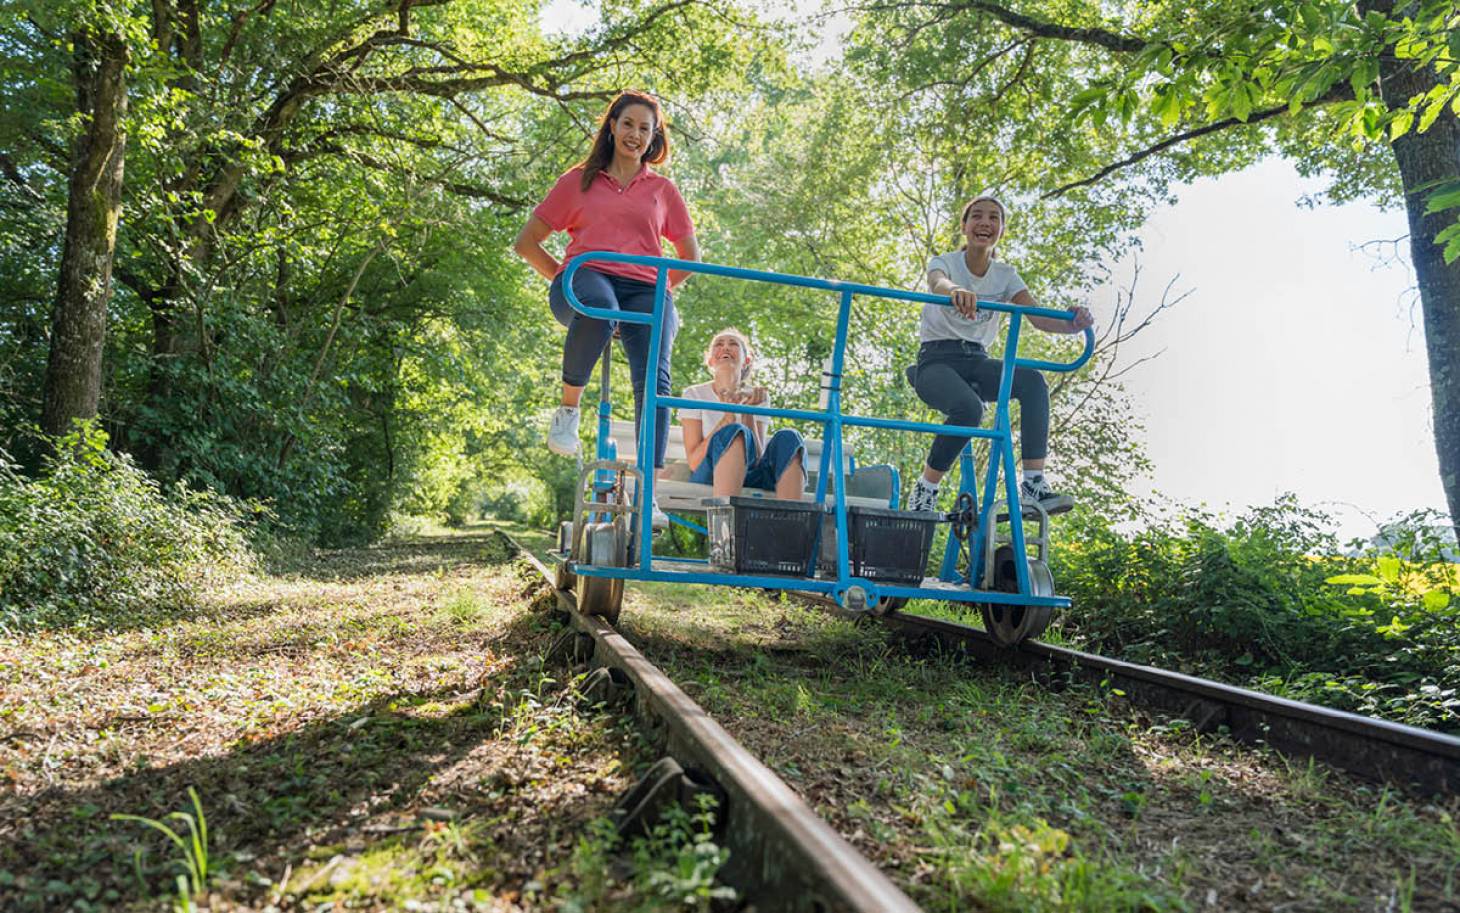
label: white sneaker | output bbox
[651,499,670,531]
[546,406,580,456]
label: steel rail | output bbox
[505,533,923,913]
[871,609,1460,796]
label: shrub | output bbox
[1052,497,1459,731]
[0,425,259,632]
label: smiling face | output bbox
[610,103,657,163]
[705,331,751,379]
[961,199,1005,252]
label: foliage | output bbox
[0,424,257,632]
[1052,497,1460,731]
[0,0,777,544]
[670,72,1158,505]
[839,0,1460,545]
[554,794,734,913]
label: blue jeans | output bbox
[550,268,678,468]
[690,425,806,492]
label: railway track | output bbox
[508,533,923,913]
[508,530,1458,910]
[864,607,1460,796]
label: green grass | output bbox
[554,536,1460,913]
[0,527,739,911]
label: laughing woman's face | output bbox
[707,334,747,374]
[962,200,1004,250]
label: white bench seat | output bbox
[606,420,896,514]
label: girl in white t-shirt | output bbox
[679,327,806,499]
[905,195,1094,514]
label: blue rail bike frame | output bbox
[558,252,1094,610]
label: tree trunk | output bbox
[1377,59,1460,545]
[41,27,128,437]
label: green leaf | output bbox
[1435,222,1460,265]
[1418,96,1447,132]
[1326,573,1382,585]
[1389,109,1414,139]
[1422,180,1460,214]
[1422,589,1451,611]
[1378,556,1402,582]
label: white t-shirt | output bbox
[920,251,1028,347]
[678,382,770,440]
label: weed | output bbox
[551,793,735,912]
[109,787,210,911]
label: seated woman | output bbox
[678,328,806,500]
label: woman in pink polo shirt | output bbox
[513,91,700,526]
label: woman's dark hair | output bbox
[577,91,670,192]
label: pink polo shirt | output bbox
[533,166,694,284]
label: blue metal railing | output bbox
[559,251,1094,603]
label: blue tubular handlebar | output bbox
[559,252,1096,375]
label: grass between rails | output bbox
[0,528,732,912]
[521,522,1460,913]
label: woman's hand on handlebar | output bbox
[1066,306,1094,332]
[949,287,979,319]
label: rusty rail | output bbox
[875,610,1460,795]
[505,533,922,913]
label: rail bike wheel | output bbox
[578,575,624,625]
[979,545,1054,647]
[555,521,576,590]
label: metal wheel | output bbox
[579,575,624,625]
[979,545,1054,647]
[879,597,908,615]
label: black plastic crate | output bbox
[819,505,939,583]
[706,496,824,577]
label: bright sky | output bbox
[536,0,1449,539]
[1097,159,1445,539]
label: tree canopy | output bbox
[1,0,1456,541]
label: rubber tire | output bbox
[979,546,1054,647]
[579,575,624,625]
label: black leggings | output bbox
[913,340,1049,472]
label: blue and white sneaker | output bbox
[906,480,940,513]
[1019,476,1073,515]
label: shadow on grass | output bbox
[272,531,519,584]
[0,601,589,911]
[10,532,523,643]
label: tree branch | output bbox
[0,153,43,202]
[1042,83,1351,198]
[853,0,1147,52]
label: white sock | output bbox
[916,477,939,494]
[560,405,579,414]
[1023,469,1044,483]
